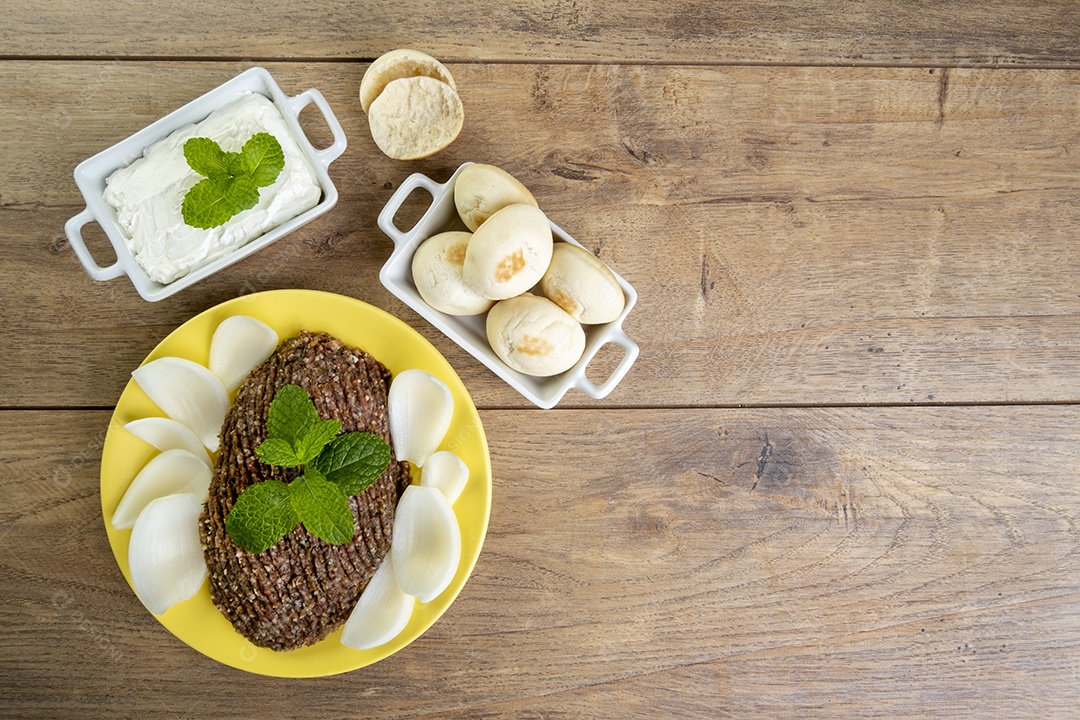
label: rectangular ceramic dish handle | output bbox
[574,330,640,400]
[286,89,347,169]
[65,208,125,281]
[377,172,447,245]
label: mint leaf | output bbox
[183,137,230,180]
[224,385,389,553]
[224,174,261,208]
[225,480,297,554]
[266,384,319,448]
[241,132,286,187]
[181,177,236,229]
[255,437,303,468]
[295,418,342,465]
[260,386,340,465]
[289,470,355,545]
[180,132,284,229]
[181,175,260,229]
[224,151,245,176]
[310,432,391,497]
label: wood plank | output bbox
[1,406,1078,717]
[2,1,1080,67]
[416,596,1080,718]
[4,62,1080,408]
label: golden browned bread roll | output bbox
[453,164,538,232]
[540,243,626,324]
[486,294,585,376]
[411,231,495,316]
[462,203,553,300]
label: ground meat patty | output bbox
[199,330,411,651]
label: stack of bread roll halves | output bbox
[360,49,464,160]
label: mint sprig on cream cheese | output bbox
[181,132,284,229]
[225,384,392,554]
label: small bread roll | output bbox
[540,243,626,324]
[412,231,494,316]
[454,164,538,232]
[368,76,464,160]
[487,294,586,376]
[463,204,553,300]
[359,49,457,114]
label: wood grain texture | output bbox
[1,408,1077,718]
[3,62,1080,408]
[4,3,1079,717]
[2,1,1080,67]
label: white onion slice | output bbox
[390,485,461,603]
[131,357,229,452]
[111,448,212,530]
[419,450,469,505]
[340,549,415,650]
[388,369,454,467]
[128,493,207,615]
[124,417,213,468]
[208,315,279,392]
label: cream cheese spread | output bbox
[104,93,321,284]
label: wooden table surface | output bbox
[3,2,1080,717]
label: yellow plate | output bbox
[100,289,491,677]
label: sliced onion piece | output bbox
[388,369,454,467]
[131,357,229,452]
[111,448,213,530]
[124,417,213,468]
[208,315,279,392]
[390,485,461,603]
[340,549,415,650]
[128,493,207,615]
[419,450,469,505]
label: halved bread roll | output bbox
[412,231,495,316]
[360,49,457,114]
[454,163,538,232]
[368,76,464,160]
[462,203,553,300]
[486,294,586,376]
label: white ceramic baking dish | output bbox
[66,67,346,302]
[378,163,639,409]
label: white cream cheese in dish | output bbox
[104,93,321,284]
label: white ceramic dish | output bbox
[66,67,347,302]
[378,163,639,409]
